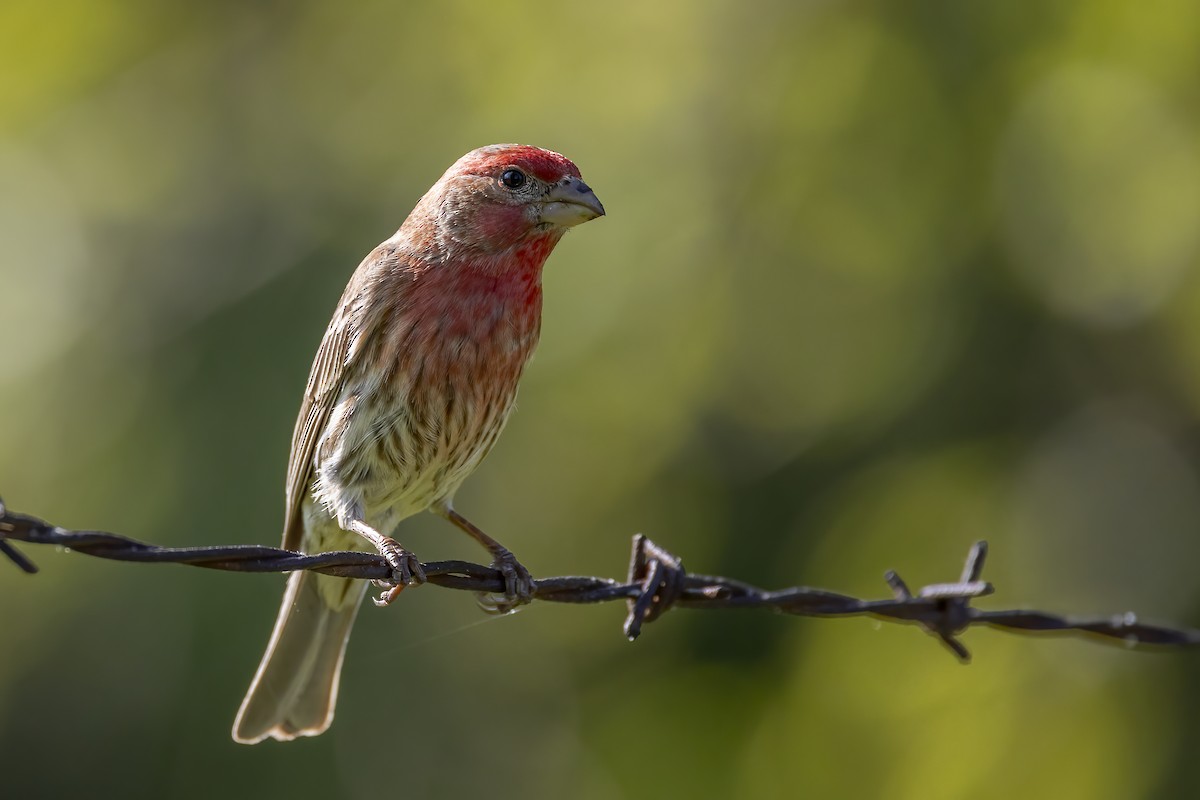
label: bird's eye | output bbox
[500,168,526,189]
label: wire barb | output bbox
[624,534,687,640]
[2,496,1199,658]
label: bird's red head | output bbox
[410,144,604,259]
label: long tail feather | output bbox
[232,571,366,744]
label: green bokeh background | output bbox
[4,1,1200,797]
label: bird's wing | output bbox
[281,303,353,551]
[280,243,407,551]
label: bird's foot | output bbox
[372,537,426,607]
[476,548,535,615]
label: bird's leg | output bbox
[434,504,534,613]
[344,518,426,606]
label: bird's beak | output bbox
[539,176,605,227]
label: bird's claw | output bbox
[476,549,534,615]
[372,538,426,607]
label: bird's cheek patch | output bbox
[474,204,533,243]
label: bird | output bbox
[232,144,604,744]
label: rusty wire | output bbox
[2,496,1198,662]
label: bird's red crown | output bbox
[454,144,581,184]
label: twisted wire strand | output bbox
[3,498,1197,661]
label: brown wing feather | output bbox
[281,310,351,550]
[280,243,409,550]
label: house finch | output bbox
[232,144,604,744]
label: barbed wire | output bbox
[2,496,1198,661]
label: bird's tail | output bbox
[232,570,366,744]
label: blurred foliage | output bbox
[2,0,1200,797]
